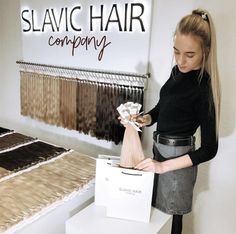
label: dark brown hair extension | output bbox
[97,83,108,140]
[0,141,68,172]
[0,133,35,151]
[88,82,97,137]
[83,82,91,134]
[0,127,12,135]
[68,79,77,129]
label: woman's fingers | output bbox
[135,158,153,170]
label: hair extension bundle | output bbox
[44,75,60,126]
[120,122,145,168]
[59,78,77,129]
[76,80,84,132]
[0,141,68,172]
[20,71,28,116]
[87,82,98,137]
[0,133,35,152]
[0,127,12,135]
[94,83,113,140]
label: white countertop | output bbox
[66,203,171,234]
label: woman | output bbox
[121,9,221,234]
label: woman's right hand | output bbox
[131,114,152,127]
[118,114,152,127]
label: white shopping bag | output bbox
[94,155,120,206]
[106,166,154,223]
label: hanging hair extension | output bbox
[76,80,84,133]
[175,9,221,136]
[69,79,78,130]
[95,83,110,140]
[87,81,97,137]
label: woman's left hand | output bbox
[134,158,166,174]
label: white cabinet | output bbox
[66,203,171,234]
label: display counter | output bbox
[66,203,171,234]
[0,127,96,234]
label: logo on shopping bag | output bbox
[119,187,142,195]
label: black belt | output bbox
[153,132,195,146]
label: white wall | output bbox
[0,0,236,234]
[20,0,153,73]
[0,0,22,118]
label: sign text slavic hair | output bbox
[21,3,146,33]
[21,3,147,61]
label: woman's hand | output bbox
[131,114,152,127]
[135,155,194,174]
[134,158,166,174]
[118,113,152,127]
[118,116,130,127]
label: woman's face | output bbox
[174,32,203,73]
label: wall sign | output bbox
[20,0,153,73]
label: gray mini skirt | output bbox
[152,137,198,215]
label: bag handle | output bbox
[121,171,142,176]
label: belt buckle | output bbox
[167,139,175,146]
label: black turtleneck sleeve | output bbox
[188,83,218,165]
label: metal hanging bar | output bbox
[16,60,150,88]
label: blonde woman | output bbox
[133,9,221,234]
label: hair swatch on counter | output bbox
[0,127,12,136]
[0,151,95,233]
[0,167,11,179]
[0,141,68,172]
[0,133,36,152]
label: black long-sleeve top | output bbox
[148,66,218,166]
